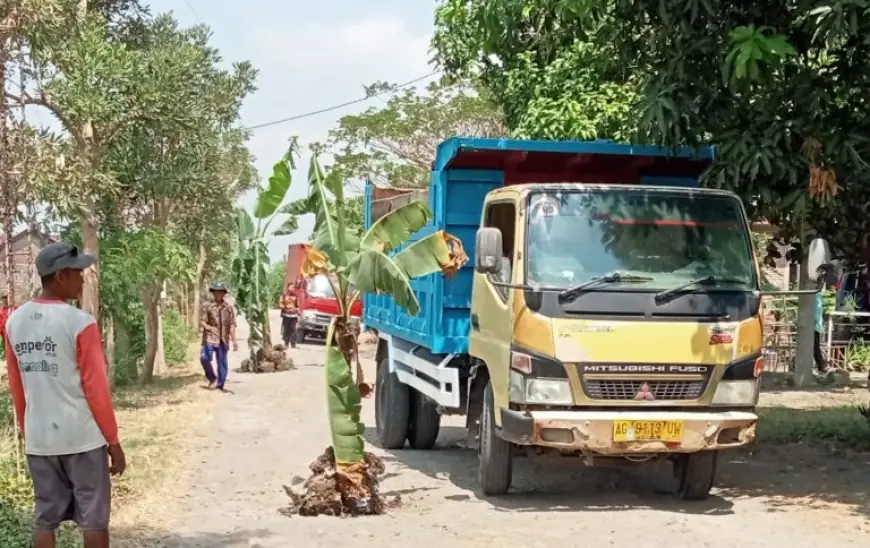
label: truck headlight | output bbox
[712,380,759,406]
[526,379,573,404]
[301,310,317,321]
[509,370,573,405]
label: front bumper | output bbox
[499,408,757,454]
[300,315,361,334]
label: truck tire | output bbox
[375,358,411,449]
[295,328,306,345]
[672,451,718,500]
[407,391,441,449]
[478,382,513,496]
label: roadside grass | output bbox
[0,347,215,547]
[758,406,870,448]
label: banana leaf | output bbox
[361,201,432,253]
[347,230,461,316]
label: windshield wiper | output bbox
[558,271,654,303]
[654,275,749,303]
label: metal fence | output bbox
[762,292,870,373]
[761,292,799,373]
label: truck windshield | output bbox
[525,189,756,291]
[306,274,356,298]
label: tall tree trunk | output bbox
[0,38,15,305]
[140,284,165,383]
[105,316,115,389]
[79,201,101,320]
[192,234,206,328]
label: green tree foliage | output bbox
[433,0,870,264]
[432,0,637,141]
[267,259,287,307]
[7,3,255,382]
[100,14,256,379]
[326,79,505,188]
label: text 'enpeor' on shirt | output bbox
[3,298,119,456]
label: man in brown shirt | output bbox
[200,282,238,391]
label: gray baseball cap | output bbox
[36,242,95,277]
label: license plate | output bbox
[612,420,684,442]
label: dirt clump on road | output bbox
[239,344,296,373]
[280,447,400,517]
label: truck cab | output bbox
[285,243,362,343]
[367,138,763,500]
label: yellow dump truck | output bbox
[364,137,763,499]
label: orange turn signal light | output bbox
[753,357,764,377]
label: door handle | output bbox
[471,313,480,331]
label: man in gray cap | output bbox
[200,281,238,391]
[3,242,125,548]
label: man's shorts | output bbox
[26,445,111,531]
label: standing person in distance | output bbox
[3,242,125,548]
[278,282,299,348]
[200,281,238,391]
[0,293,15,344]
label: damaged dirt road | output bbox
[144,312,870,547]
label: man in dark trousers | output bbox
[200,282,238,391]
[278,282,299,348]
[4,242,125,548]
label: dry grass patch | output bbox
[109,359,217,541]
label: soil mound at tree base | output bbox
[280,447,400,517]
[239,344,296,373]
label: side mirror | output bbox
[475,227,503,274]
[807,238,832,279]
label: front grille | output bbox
[583,379,706,401]
[314,314,331,324]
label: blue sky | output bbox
[145,0,438,260]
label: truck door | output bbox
[470,200,518,416]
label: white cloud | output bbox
[239,13,435,260]
[250,15,431,76]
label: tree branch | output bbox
[4,90,86,150]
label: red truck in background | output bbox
[284,243,363,343]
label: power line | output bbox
[182,0,202,22]
[241,71,439,131]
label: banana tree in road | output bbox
[232,144,299,370]
[300,154,467,511]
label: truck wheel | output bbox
[478,382,513,495]
[672,451,718,500]
[407,391,441,449]
[375,358,411,449]
[295,328,306,345]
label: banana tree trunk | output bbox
[325,316,370,505]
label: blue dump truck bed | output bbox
[362,137,716,355]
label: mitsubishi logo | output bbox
[634,382,655,401]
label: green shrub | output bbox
[0,398,79,546]
[0,458,80,547]
[0,392,13,430]
[163,309,194,366]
